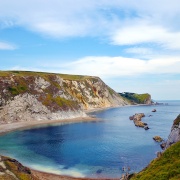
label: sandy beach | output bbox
[0,116,100,135]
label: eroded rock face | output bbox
[0,155,38,180]
[0,72,129,123]
[165,114,180,149]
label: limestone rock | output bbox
[0,71,130,124]
[165,114,180,149]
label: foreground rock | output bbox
[0,155,38,180]
[165,114,180,149]
[0,71,129,124]
[153,136,163,142]
[129,113,147,128]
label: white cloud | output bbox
[0,42,17,50]
[39,56,180,78]
[111,22,180,50]
[125,47,153,55]
[0,0,180,47]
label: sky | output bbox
[0,0,180,100]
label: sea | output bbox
[0,100,179,178]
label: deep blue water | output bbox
[0,101,179,178]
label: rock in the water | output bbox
[130,113,147,128]
[144,126,149,130]
[160,142,166,149]
[152,109,156,112]
[134,120,146,127]
[153,136,163,142]
[96,169,103,174]
[129,116,134,120]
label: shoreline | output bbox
[31,169,119,180]
[0,114,118,180]
[0,104,152,179]
[0,116,101,136]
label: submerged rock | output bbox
[144,126,149,130]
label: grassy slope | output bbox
[130,141,180,180]
[0,70,92,80]
[119,92,151,104]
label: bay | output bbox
[0,100,179,178]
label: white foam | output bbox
[30,164,86,178]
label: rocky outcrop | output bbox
[129,113,147,128]
[0,155,38,180]
[119,92,152,105]
[0,71,129,124]
[165,114,180,149]
[153,136,163,142]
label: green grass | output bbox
[119,92,151,104]
[132,93,150,104]
[130,141,180,180]
[0,70,94,81]
[8,85,27,96]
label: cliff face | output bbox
[119,92,152,105]
[130,115,180,180]
[0,155,38,180]
[0,71,129,124]
[165,114,180,149]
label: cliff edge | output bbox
[119,92,152,105]
[0,71,129,124]
[130,114,180,180]
[165,114,180,149]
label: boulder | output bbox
[134,120,146,127]
[152,109,156,112]
[153,136,163,142]
[160,142,166,149]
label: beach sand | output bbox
[0,116,100,135]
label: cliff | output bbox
[130,114,180,180]
[165,114,180,149]
[130,141,180,180]
[0,155,38,180]
[0,71,129,124]
[119,92,152,105]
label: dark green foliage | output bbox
[119,92,151,104]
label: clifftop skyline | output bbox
[0,0,180,100]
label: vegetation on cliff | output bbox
[119,92,152,104]
[0,70,129,123]
[0,156,38,180]
[130,139,180,180]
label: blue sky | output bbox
[0,0,180,100]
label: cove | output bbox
[0,101,179,178]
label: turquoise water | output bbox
[0,101,179,178]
